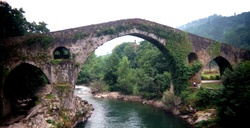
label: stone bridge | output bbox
[1,18,250,118]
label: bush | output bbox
[210,75,215,80]
[195,87,222,109]
[180,87,197,106]
[218,61,250,127]
[215,75,220,80]
[90,81,109,93]
[202,76,210,80]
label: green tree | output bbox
[77,53,106,84]
[77,54,95,84]
[112,43,128,58]
[224,29,239,46]
[134,41,170,99]
[103,53,120,90]
[195,87,222,109]
[116,56,135,94]
[218,61,250,127]
[112,42,137,67]
[0,1,49,40]
[153,72,172,96]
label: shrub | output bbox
[215,75,220,80]
[210,75,216,80]
[162,91,181,110]
[195,87,222,109]
[90,80,109,93]
[218,61,250,127]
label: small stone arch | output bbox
[53,46,70,59]
[188,52,198,63]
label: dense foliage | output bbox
[77,40,200,99]
[77,54,106,84]
[195,87,221,109]
[0,1,49,40]
[217,61,250,127]
[189,61,250,127]
[178,12,250,50]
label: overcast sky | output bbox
[5,0,250,55]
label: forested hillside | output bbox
[178,12,250,50]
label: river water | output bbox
[74,85,190,128]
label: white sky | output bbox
[4,0,250,55]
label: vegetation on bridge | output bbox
[24,34,54,48]
[208,41,221,58]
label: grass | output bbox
[202,70,220,80]
[202,73,219,77]
[201,83,224,90]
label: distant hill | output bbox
[178,12,250,50]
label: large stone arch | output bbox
[71,31,168,87]
[72,29,167,72]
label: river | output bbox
[74,85,190,128]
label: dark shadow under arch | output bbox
[188,52,198,63]
[213,56,232,75]
[3,63,49,118]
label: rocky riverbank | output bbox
[94,92,164,108]
[0,84,94,128]
[93,91,216,128]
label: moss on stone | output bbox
[73,32,88,41]
[208,41,221,58]
[24,35,53,48]
[54,83,72,94]
[50,59,62,65]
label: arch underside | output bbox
[208,56,232,76]
[2,63,49,118]
[129,33,166,50]
[214,56,232,75]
